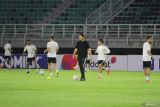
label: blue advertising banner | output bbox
[0,54,48,69]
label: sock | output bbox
[50,73,53,77]
[85,67,87,71]
[99,73,102,78]
[145,76,149,80]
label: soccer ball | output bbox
[73,75,79,80]
[39,69,45,76]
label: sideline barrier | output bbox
[0,54,159,72]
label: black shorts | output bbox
[98,60,105,65]
[143,61,151,68]
[48,57,56,63]
[4,56,11,60]
[86,60,90,64]
[27,57,36,63]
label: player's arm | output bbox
[104,46,111,55]
[23,50,26,56]
[44,43,50,53]
[23,46,27,56]
[147,44,153,58]
[56,48,59,53]
[34,46,38,57]
[56,43,59,53]
[3,45,6,51]
[56,49,59,53]
[44,48,48,53]
[95,47,98,54]
[88,48,92,60]
[44,48,50,53]
[147,50,153,57]
[73,42,79,58]
[87,42,92,60]
[35,48,38,53]
[147,50,153,60]
[34,45,38,54]
[73,48,78,58]
[10,48,13,53]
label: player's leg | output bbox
[98,60,103,79]
[53,63,59,77]
[144,68,148,81]
[2,57,7,69]
[146,67,152,83]
[32,57,40,74]
[53,57,58,77]
[2,56,7,66]
[143,61,148,81]
[48,63,53,78]
[147,61,151,82]
[143,61,152,83]
[47,58,53,78]
[26,58,31,73]
[4,56,12,70]
[78,58,86,81]
[8,56,12,70]
[102,63,110,76]
[33,57,40,69]
[86,60,91,72]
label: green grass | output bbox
[0,69,160,107]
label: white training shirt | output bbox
[4,43,11,56]
[96,45,110,61]
[47,41,59,58]
[24,44,37,58]
[143,42,151,61]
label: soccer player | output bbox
[44,36,59,79]
[143,36,153,83]
[23,39,39,73]
[95,39,110,79]
[73,34,92,81]
[3,40,12,69]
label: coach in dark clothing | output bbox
[73,34,92,81]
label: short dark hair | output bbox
[99,39,103,44]
[27,39,31,41]
[79,34,85,38]
[50,36,54,40]
[147,36,152,40]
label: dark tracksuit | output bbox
[75,40,90,79]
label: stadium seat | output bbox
[110,0,160,24]
[0,0,107,24]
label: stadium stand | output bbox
[109,0,160,24]
[0,0,106,24]
[0,0,160,49]
[55,0,106,24]
[0,0,62,24]
[1,0,160,24]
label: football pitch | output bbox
[0,69,159,107]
